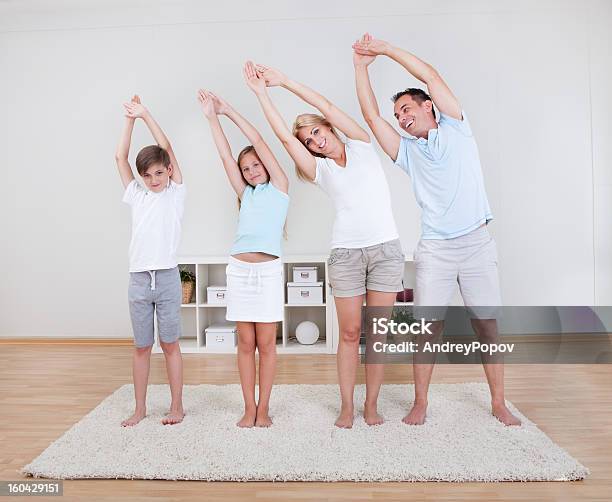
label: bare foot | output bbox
[492,402,521,426]
[237,407,257,428]
[161,408,184,425]
[363,401,384,426]
[255,406,273,427]
[335,406,354,428]
[121,409,146,427]
[402,401,427,425]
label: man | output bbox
[353,33,520,426]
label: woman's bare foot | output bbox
[162,407,184,425]
[121,408,146,427]
[335,405,354,428]
[255,405,273,427]
[363,401,384,426]
[492,402,521,426]
[237,406,257,428]
[402,401,427,425]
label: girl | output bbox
[197,64,289,428]
[249,62,404,428]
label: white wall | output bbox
[1,0,610,337]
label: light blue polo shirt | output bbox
[230,182,289,257]
[394,111,493,240]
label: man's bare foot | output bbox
[121,409,146,427]
[492,402,521,426]
[335,406,354,428]
[363,401,384,426]
[162,408,184,425]
[402,401,427,425]
[237,407,257,428]
[255,406,273,427]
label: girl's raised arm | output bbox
[212,80,287,194]
[197,89,247,198]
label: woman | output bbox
[249,61,404,428]
[197,63,289,428]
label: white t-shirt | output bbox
[314,138,399,249]
[122,179,186,272]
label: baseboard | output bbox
[0,336,133,345]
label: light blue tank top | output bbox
[230,182,289,257]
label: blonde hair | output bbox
[291,113,341,182]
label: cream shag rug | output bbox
[22,383,588,482]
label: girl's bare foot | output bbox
[237,406,257,428]
[402,401,427,425]
[335,405,354,428]
[255,405,273,427]
[363,401,384,426]
[121,408,146,427]
[162,407,184,425]
[492,402,522,426]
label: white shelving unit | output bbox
[154,254,415,354]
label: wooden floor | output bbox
[1,343,611,501]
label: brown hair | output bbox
[135,145,171,176]
[391,88,436,119]
[291,113,341,182]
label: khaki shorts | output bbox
[327,239,405,298]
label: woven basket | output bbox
[181,281,195,304]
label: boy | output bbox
[115,95,186,426]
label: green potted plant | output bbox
[179,267,196,304]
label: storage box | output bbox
[292,266,318,283]
[204,324,236,349]
[207,286,227,305]
[287,281,323,304]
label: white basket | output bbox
[206,286,227,305]
[292,266,318,283]
[204,324,236,348]
[287,282,323,304]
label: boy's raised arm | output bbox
[115,96,137,189]
[124,96,184,184]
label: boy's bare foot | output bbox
[363,401,384,426]
[335,405,354,428]
[402,401,427,425]
[237,407,257,428]
[492,402,522,426]
[121,409,146,427]
[255,406,273,427]
[162,408,184,425]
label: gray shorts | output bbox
[414,225,502,319]
[327,239,405,298]
[128,266,182,347]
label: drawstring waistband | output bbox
[228,256,280,295]
[148,270,156,290]
[247,267,262,293]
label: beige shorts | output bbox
[415,225,502,319]
[327,239,405,298]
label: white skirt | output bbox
[225,256,284,322]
